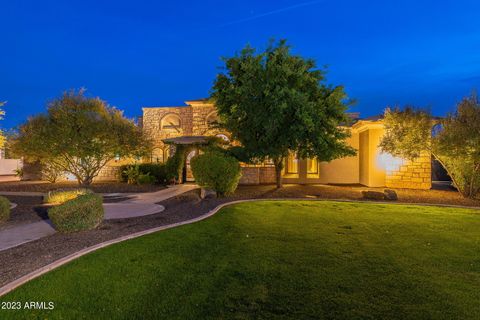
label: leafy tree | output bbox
[11,90,150,185]
[380,94,480,198]
[211,40,356,188]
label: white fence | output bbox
[0,159,22,180]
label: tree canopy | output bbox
[380,94,480,198]
[211,40,356,187]
[11,90,150,184]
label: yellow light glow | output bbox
[376,152,404,172]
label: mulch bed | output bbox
[0,181,165,193]
[0,184,479,288]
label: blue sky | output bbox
[1,0,479,128]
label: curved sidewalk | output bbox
[0,184,198,252]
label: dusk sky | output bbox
[1,0,479,129]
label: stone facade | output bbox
[142,100,227,163]
[385,151,432,190]
[94,166,121,182]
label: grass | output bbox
[1,201,479,319]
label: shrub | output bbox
[123,165,141,184]
[48,194,104,232]
[137,173,156,185]
[191,151,242,196]
[44,188,93,204]
[120,163,167,184]
[0,196,10,223]
[138,163,167,184]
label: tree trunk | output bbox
[273,157,284,189]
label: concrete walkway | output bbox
[0,184,198,252]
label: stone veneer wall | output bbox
[142,103,221,149]
[94,166,121,182]
[385,151,431,189]
[239,167,276,185]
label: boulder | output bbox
[383,189,398,201]
[362,190,385,200]
[200,188,217,199]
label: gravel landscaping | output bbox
[0,184,479,288]
[0,181,165,193]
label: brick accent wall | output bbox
[385,151,431,189]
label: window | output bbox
[216,134,229,142]
[161,114,181,130]
[151,147,170,163]
[286,153,298,174]
[307,158,319,174]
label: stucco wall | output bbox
[319,133,359,184]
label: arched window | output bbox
[161,114,181,130]
[216,134,229,142]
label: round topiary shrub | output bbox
[44,188,93,204]
[190,151,242,196]
[48,194,104,232]
[0,196,11,223]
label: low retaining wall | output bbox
[239,167,276,185]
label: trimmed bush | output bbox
[0,196,11,223]
[48,194,104,232]
[44,188,93,204]
[191,151,242,196]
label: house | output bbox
[139,99,432,190]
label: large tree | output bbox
[11,90,150,185]
[379,93,480,198]
[211,40,356,188]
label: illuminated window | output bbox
[307,158,318,174]
[286,153,298,174]
[161,114,181,130]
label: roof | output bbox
[162,136,210,145]
[359,114,384,121]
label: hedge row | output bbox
[120,163,167,185]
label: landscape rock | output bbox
[383,189,398,201]
[200,188,217,199]
[362,191,385,200]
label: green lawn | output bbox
[1,201,479,319]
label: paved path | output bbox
[0,184,198,252]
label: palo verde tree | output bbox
[211,40,356,188]
[379,93,480,199]
[11,90,150,185]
